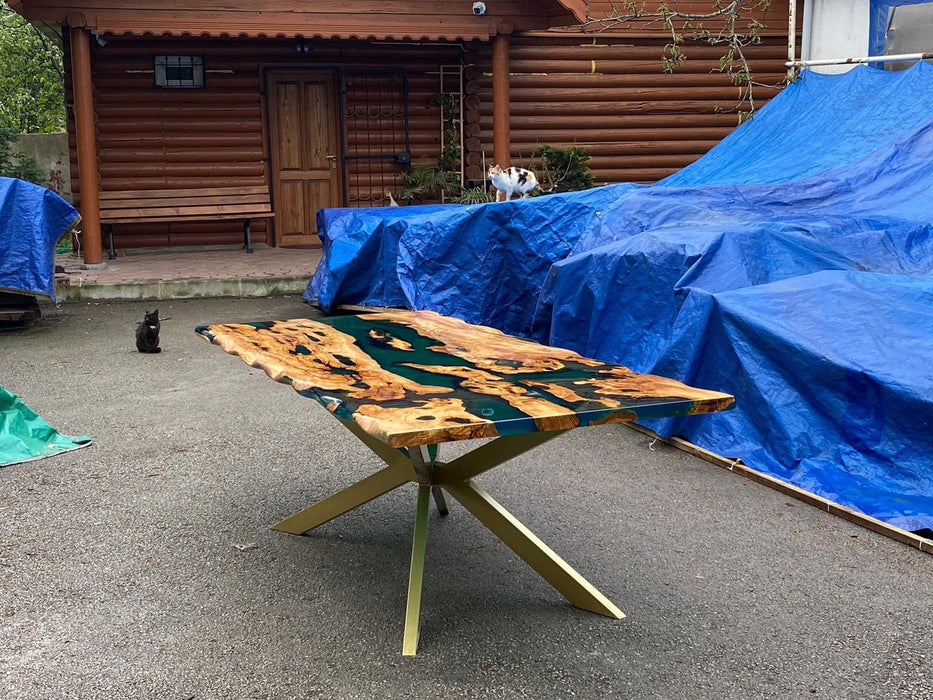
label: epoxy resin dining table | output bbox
[196,309,735,655]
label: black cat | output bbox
[135,309,161,353]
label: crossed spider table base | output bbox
[272,418,625,656]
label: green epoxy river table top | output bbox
[196,309,734,448]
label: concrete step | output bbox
[54,245,322,302]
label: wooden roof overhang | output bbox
[9,0,587,41]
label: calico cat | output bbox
[135,309,161,354]
[488,164,538,201]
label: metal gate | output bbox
[341,71,410,206]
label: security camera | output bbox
[472,1,486,15]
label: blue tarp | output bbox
[306,63,933,534]
[0,177,80,300]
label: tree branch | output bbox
[583,1,782,120]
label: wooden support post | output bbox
[69,26,103,266]
[492,32,511,169]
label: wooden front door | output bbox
[268,72,342,247]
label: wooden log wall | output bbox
[465,0,799,184]
[60,0,800,249]
[65,36,465,249]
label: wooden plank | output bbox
[99,186,270,200]
[98,147,265,164]
[100,194,272,209]
[102,206,274,220]
[122,205,272,217]
[121,202,272,213]
[103,212,275,224]
[624,424,933,556]
[100,200,272,212]
[102,206,275,219]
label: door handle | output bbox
[325,154,338,169]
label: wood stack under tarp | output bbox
[0,291,42,330]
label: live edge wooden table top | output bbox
[196,309,734,655]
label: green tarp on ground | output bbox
[0,386,90,467]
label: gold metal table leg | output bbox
[437,430,567,484]
[402,483,432,656]
[273,417,417,535]
[431,486,449,516]
[442,479,625,620]
[272,461,413,534]
[408,444,449,516]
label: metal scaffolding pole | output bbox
[787,52,933,68]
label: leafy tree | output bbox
[0,0,66,133]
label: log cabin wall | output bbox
[465,0,799,184]
[57,0,800,249]
[64,36,469,249]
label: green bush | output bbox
[453,185,494,205]
[533,145,595,193]
[400,159,461,204]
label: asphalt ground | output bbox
[1,296,931,700]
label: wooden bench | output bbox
[98,186,274,258]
